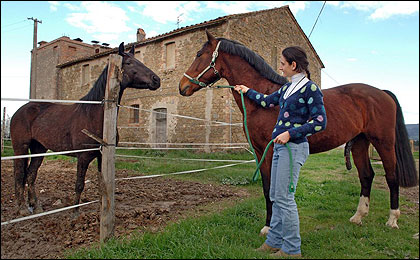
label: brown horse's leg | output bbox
[13,155,29,216]
[260,167,272,236]
[371,141,400,228]
[26,141,47,214]
[257,148,273,236]
[349,135,374,225]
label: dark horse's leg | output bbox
[73,154,95,214]
[349,134,375,225]
[96,154,104,194]
[26,140,47,214]
[13,145,29,215]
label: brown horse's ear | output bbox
[130,45,135,55]
[118,42,125,56]
[205,29,217,45]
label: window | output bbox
[165,42,175,69]
[82,64,89,85]
[130,104,140,123]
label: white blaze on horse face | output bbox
[349,195,370,225]
[385,209,400,229]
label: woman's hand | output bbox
[234,85,250,94]
[273,131,290,145]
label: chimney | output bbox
[137,28,146,42]
[38,41,47,47]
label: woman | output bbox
[234,46,327,257]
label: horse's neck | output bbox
[222,56,280,114]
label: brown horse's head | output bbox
[118,42,160,91]
[179,30,222,96]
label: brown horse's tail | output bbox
[383,90,418,187]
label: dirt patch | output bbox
[1,159,249,259]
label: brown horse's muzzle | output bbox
[179,77,193,96]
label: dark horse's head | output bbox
[179,30,222,96]
[118,42,160,91]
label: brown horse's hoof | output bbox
[349,215,363,225]
[259,226,270,236]
[385,209,400,229]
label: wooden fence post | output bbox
[100,54,122,243]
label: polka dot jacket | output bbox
[245,80,327,143]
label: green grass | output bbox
[2,142,418,259]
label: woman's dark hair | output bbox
[282,46,311,80]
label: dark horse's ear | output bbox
[118,42,125,56]
[130,45,135,55]
[205,29,217,45]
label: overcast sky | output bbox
[1,1,419,124]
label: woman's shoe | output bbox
[255,242,280,253]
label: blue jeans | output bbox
[265,142,309,255]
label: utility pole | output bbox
[1,107,5,153]
[28,17,42,99]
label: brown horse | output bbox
[179,30,417,233]
[10,42,160,216]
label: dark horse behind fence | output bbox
[179,30,418,234]
[10,42,160,216]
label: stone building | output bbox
[31,6,324,149]
[30,36,111,100]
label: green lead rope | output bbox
[252,139,295,193]
[216,85,295,193]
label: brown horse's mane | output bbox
[215,38,288,86]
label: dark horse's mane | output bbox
[215,38,288,86]
[78,65,108,112]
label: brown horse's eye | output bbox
[196,51,202,57]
